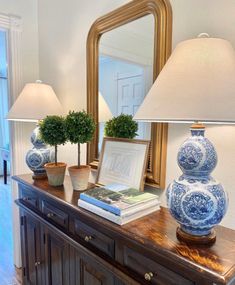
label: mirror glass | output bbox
[98,15,154,152]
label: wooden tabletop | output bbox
[13,174,235,284]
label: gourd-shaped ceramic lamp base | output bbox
[167,124,228,245]
[26,125,54,179]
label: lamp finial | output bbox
[197,33,210,38]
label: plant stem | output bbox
[78,143,80,168]
[55,145,57,166]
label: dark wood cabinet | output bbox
[20,209,122,285]
[70,245,115,285]
[43,226,70,285]
[15,175,235,285]
[18,198,136,285]
[20,212,43,285]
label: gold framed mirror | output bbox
[87,0,172,189]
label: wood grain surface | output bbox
[13,174,235,284]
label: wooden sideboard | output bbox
[13,174,235,285]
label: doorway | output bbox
[0,29,20,284]
[0,12,24,272]
[0,30,10,178]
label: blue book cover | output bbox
[80,188,122,215]
[80,185,158,216]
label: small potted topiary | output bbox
[65,110,95,191]
[105,114,138,139]
[39,115,67,186]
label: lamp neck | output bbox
[190,123,205,137]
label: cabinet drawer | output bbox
[123,246,193,285]
[74,218,115,258]
[19,185,39,210]
[42,200,69,230]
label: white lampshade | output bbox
[134,37,235,124]
[7,81,63,122]
[99,92,113,122]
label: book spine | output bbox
[120,199,160,218]
[80,193,121,216]
[78,200,122,225]
[78,199,160,225]
[121,205,160,224]
[120,196,159,212]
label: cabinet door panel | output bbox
[70,246,115,285]
[20,211,43,285]
[43,226,70,285]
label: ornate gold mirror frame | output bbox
[87,0,172,189]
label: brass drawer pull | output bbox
[35,261,41,267]
[144,272,153,281]
[47,212,55,218]
[22,197,30,201]
[84,235,92,242]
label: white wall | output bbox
[0,0,39,169]
[37,0,235,230]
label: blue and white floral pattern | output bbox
[167,127,228,237]
[26,126,54,177]
[178,143,203,170]
[178,129,217,176]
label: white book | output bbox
[78,199,160,225]
[114,198,160,218]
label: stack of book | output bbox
[78,184,160,225]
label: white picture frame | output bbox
[96,137,150,191]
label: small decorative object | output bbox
[97,137,150,191]
[26,127,54,179]
[134,34,235,244]
[105,114,138,139]
[7,81,63,179]
[39,115,67,186]
[65,110,96,191]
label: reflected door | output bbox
[117,72,148,139]
[117,73,144,115]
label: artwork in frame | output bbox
[96,137,150,191]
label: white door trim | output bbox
[0,13,24,268]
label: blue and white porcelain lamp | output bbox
[7,81,63,179]
[134,34,235,244]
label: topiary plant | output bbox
[104,114,138,139]
[39,115,67,165]
[65,110,96,167]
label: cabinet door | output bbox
[43,226,70,285]
[20,211,43,285]
[70,246,115,285]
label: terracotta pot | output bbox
[68,165,91,191]
[44,162,67,187]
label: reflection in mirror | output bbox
[98,15,154,152]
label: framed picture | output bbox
[96,137,150,191]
